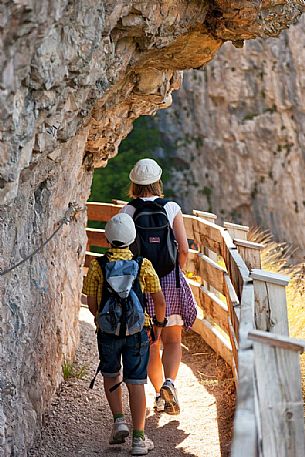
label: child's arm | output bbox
[87,296,98,317]
[82,258,101,318]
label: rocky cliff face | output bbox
[155,15,305,258]
[0,1,304,455]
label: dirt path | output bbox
[29,307,235,457]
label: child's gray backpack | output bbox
[97,256,145,337]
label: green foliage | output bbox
[62,360,88,380]
[89,116,166,203]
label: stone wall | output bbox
[155,15,305,259]
[0,1,304,455]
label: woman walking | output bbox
[121,158,197,415]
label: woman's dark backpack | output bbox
[129,198,179,281]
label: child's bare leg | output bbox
[147,340,163,393]
[127,384,146,430]
[103,376,123,415]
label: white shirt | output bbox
[121,196,181,228]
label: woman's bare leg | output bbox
[161,325,182,381]
[147,340,163,393]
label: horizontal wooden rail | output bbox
[86,228,107,248]
[199,286,229,334]
[224,221,249,241]
[84,251,103,267]
[87,202,122,222]
[186,249,199,274]
[194,218,224,255]
[199,254,226,296]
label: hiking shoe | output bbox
[109,417,129,445]
[154,395,165,412]
[160,380,180,415]
[131,435,154,455]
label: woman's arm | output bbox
[173,211,189,270]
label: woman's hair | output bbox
[128,180,164,198]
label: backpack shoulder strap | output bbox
[154,198,171,207]
[128,198,144,209]
[132,256,145,309]
[96,255,109,310]
[134,256,143,273]
[97,254,108,272]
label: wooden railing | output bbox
[85,201,305,457]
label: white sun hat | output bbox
[105,213,136,247]
[129,158,162,185]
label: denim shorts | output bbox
[97,329,150,384]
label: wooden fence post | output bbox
[224,222,249,241]
[250,269,290,336]
[234,240,264,270]
[248,330,305,457]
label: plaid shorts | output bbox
[145,268,197,329]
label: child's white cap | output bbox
[129,158,162,185]
[105,213,136,247]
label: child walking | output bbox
[83,213,166,455]
[121,158,198,415]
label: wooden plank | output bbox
[186,249,199,275]
[224,274,240,342]
[193,217,223,255]
[198,254,226,295]
[231,356,238,386]
[224,221,249,240]
[86,228,108,248]
[222,239,250,299]
[222,229,236,250]
[234,239,263,270]
[192,317,233,368]
[200,286,229,334]
[187,278,201,305]
[193,209,217,223]
[251,270,289,336]
[231,348,258,457]
[228,315,239,370]
[183,214,195,240]
[239,283,255,350]
[234,239,264,250]
[84,251,103,267]
[251,269,290,287]
[248,330,305,353]
[111,199,127,205]
[87,202,122,221]
[253,340,305,457]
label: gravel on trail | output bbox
[29,306,235,457]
